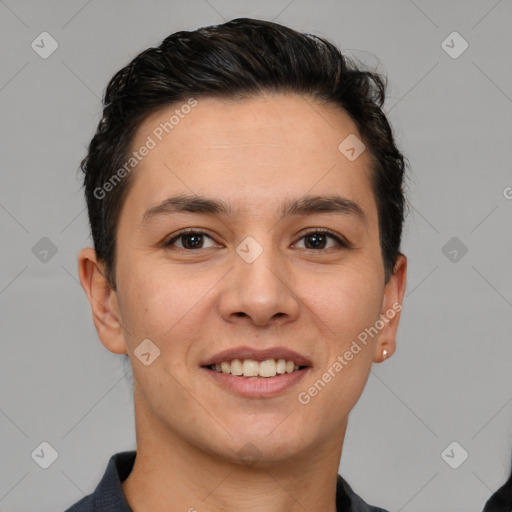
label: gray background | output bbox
[1,1,511,511]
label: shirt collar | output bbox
[65,451,389,512]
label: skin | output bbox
[78,93,407,512]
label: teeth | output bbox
[230,358,243,376]
[242,359,259,377]
[210,358,304,378]
[259,359,276,377]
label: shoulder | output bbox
[63,495,94,512]
[337,474,391,512]
[61,451,136,512]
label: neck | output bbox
[122,395,347,512]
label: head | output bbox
[78,18,408,465]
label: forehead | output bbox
[122,93,377,222]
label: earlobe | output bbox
[375,253,407,362]
[77,247,128,355]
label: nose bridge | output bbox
[238,235,282,292]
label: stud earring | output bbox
[382,349,388,361]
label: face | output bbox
[80,93,406,466]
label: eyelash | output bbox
[163,228,350,251]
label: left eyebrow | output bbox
[140,193,367,226]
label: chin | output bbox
[228,432,308,465]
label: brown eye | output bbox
[165,230,216,250]
[295,230,348,250]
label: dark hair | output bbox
[80,17,408,290]
[482,453,512,511]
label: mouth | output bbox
[199,347,312,398]
[204,358,308,379]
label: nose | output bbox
[218,239,301,328]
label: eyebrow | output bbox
[141,194,367,226]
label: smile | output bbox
[207,358,306,378]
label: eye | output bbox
[163,228,350,251]
[164,229,218,250]
[294,229,349,250]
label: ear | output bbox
[77,247,128,355]
[374,253,407,363]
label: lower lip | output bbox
[201,367,310,398]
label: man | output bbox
[66,17,407,512]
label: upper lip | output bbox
[200,346,313,367]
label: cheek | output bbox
[118,263,216,348]
[300,275,380,422]
[302,264,383,344]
